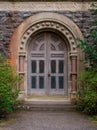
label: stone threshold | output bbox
[24,95,71,105]
[17,95,76,111]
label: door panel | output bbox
[49,57,65,94]
[39,76,44,89]
[31,76,36,89]
[51,76,56,89]
[28,32,67,95]
[31,60,36,73]
[39,60,44,73]
[59,60,64,73]
[51,60,56,73]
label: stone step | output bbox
[17,97,76,111]
[18,103,76,111]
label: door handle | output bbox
[48,73,50,77]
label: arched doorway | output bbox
[10,12,84,100]
[27,31,69,95]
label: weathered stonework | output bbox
[0,2,94,56]
[0,2,96,100]
[0,2,92,11]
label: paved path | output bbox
[0,110,97,130]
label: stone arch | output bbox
[26,29,70,52]
[10,12,84,99]
[19,13,83,52]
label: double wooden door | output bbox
[28,32,67,95]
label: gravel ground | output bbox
[0,110,97,130]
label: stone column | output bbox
[71,56,77,92]
[18,55,26,100]
[19,56,25,91]
[70,53,77,101]
[19,56,24,72]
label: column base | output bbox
[18,91,26,100]
[70,91,77,104]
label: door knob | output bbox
[48,73,50,77]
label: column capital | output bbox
[69,51,77,57]
[18,51,26,57]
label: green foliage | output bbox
[77,3,97,66]
[77,3,97,115]
[0,55,20,117]
[90,3,97,15]
[77,29,97,66]
[77,68,97,115]
[78,37,97,65]
[77,31,97,114]
[77,45,97,114]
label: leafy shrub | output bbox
[77,67,97,115]
[0,55,20,117]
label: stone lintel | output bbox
[0,2,94,11]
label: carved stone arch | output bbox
[19,17,83,53]
[25,28,70,53]
[10,12,84,100]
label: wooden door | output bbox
[28,32,67,95]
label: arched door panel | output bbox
[28,32,67,95]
